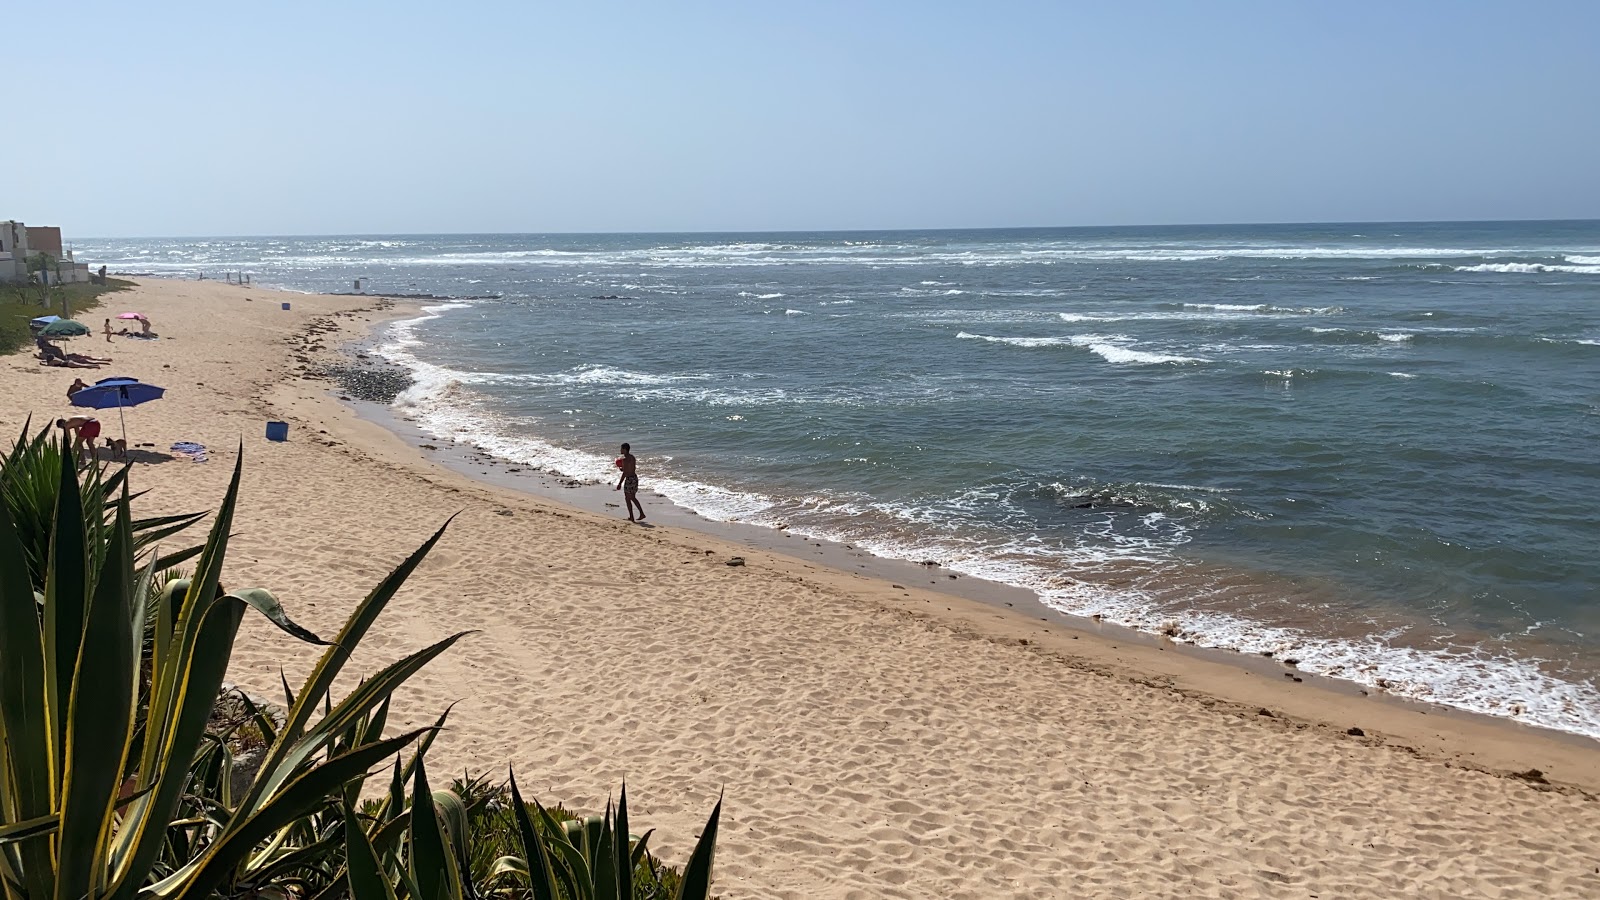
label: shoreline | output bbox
[348,299,1600,757]
[8,277,1599,897]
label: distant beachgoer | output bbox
[104,318,115,342]
[139,317,153,336]
[614,442,645,522]
[57,415,101,461]
[67,377,89,397]
[36,336,64,361]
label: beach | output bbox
[5,277,1599,897]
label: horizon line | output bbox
[68,216,1600,242]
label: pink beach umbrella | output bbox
[117,312,148,321]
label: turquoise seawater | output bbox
[81,222,1600,736]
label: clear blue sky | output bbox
[7,1,1597,237]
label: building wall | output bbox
[26,226,62,258]
[0,221,26,281]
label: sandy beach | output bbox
[5,277,1599,898]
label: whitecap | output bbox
[1455,262,1600,275]
[1070,335,1207,365]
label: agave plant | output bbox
[0,420,206,590]
[0,432,724,899]
[0,440,461,898]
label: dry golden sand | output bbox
[6,278,1600,898]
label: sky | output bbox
[5,1,1597,237]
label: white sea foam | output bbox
[1564,255,1600,265]
[958,331,1206,364]
[739,291,785,299]
[1378,332,1414,343]
[1183,302,1267,311]
[784,309,807,316]
[1388,372,1418,379]
[956,332,1070,349]
[1070,335,1207,365]
[819,299,856,305]
[1455,262,1600,275]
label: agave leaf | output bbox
[0,479,55,896]
[43,434,90,775]
[489,856,528,879]
[233,690,279,752]
[615,785,632,900]
[508,772,561,900]
[150,544,204,574]
[163,727,434,898]
[592,806,617,900]
[54,487,138,900]
[0,813,60,846]
[106,593,246,899]
[433,788,475,896]
[243,831,344,887]
[246,632,470,814]
[235,517,454,822]
[229,586,329,645]
[407,755,461,900]
[121,449,249,885]
[542,804,592,900]
[630,829,655,870]
[675,796,722,900]
[343,804,399,900]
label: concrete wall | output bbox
[0,222,26,282]
[26,226,62,258]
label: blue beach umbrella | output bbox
[69,376,166,446]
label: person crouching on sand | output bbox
[57,415,101,462]
[614,442,645,522]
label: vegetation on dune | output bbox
[0,277,135,355]
[0,428,721,898]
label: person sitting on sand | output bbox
[36,336,65,361]
[613,442,646,522]
[57,415,102,461]
[67,377,90,397]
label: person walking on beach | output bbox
[103,318,115,343]
[614,442,645,522]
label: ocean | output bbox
[81,221,1600,738]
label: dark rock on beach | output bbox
[318,364,415,403]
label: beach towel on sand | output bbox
[170,441,208,462]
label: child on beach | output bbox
[104,318,115,342]
[614,443,645,522]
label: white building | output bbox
[0,220,90,283]
[0,220,31,282]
